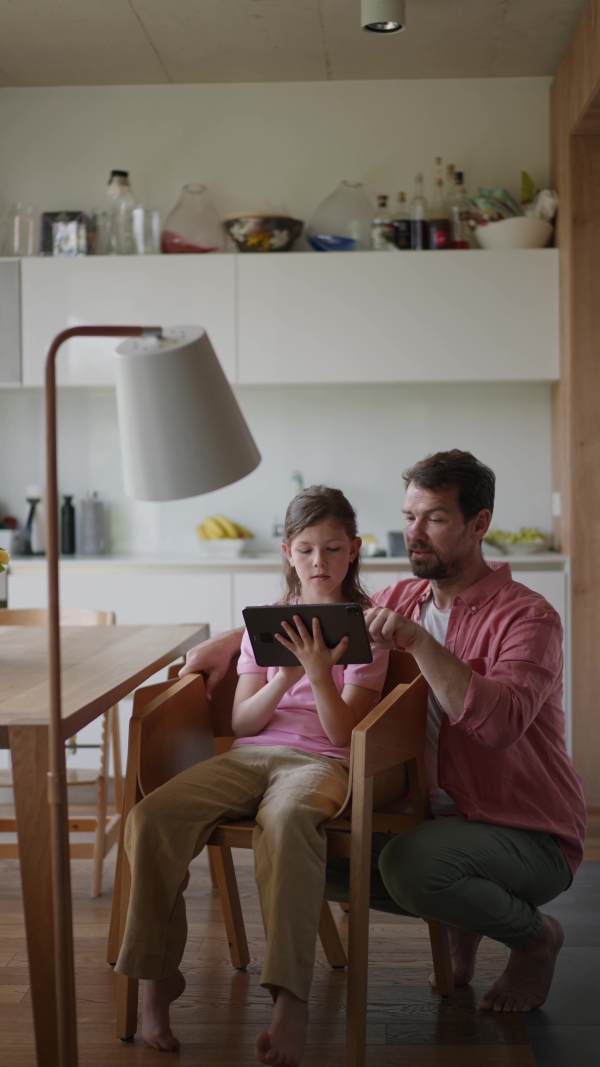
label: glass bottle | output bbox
[105,170,136,255]
[370,194,395,250]
[161,184,225,253]
[409,174,429,251]
[445,163,456,208]
[306,180,373,252]
[392,191,411,250]
[450,170,473,249]
[428,158,451,250]
[60,496,76,555]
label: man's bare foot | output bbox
[142,969,186,1051]
[429,925,483,989]
[479,915,564,1013]
[255,987,308,1067]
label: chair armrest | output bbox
[135,674,217,797]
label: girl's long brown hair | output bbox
[281,485,371,606]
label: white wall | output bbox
[0,382,553,551]
[0,78,550,226]
[0,76,554,550]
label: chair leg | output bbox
[91,711,110,898]
[207,847,219,888]
[209,845,250,970]
[110,705,123,814]
[318,900,347,968]
[345,767,374,1067]
[427,919,455,997]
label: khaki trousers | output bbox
[115,744,349,1001]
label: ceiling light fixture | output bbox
[361,0,406,33]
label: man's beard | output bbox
[407,542,456,580]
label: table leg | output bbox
[8,724,60,1067]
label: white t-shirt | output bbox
[419,596,457,811]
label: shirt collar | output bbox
[415,561,512,610]
[453,561,512,610]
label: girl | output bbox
[115,486,389,1067]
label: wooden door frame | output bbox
[551,0,600,804]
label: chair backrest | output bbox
[0,607,115,627]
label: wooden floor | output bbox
[2,814,598,1066]
[0,844,538,1067]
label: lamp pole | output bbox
[44,326,162,1067]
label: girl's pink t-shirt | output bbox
[232,624,389,761]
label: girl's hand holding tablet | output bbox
[276,615,350,686]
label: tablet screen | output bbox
[242,603,373,667]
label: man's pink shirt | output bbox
[233,628,389,761]
[373,563,586,876]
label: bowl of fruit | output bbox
[196,515,254,557]
[484,527,550,555]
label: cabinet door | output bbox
[7,568,232,635]
[237,250,559,384]
[0,260,21,383]
[20,256,236,386]
[233,572,285,629]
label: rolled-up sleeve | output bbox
[451,609,564,750]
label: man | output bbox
[181,449,586,1019]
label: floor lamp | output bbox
[45,324,260,1067]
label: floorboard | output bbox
[0,811,597,1065]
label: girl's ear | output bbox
[349,536,362,561]
[282,540,294,566]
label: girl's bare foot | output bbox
[429,925,483,989]
[142,969,186,1051]
[479,915,564,1013]
[255,987,309,1067]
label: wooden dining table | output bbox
[0,622,209,1067]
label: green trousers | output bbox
[325,816,572,950]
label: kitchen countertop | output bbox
[6,551,569,573]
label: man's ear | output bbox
[472,509,492,544]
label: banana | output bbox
[202,516,229,539]
[211,514,239,539]
[234,522,254,539]
[196,523,209,540]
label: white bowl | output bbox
[474,217,553,251]
[196,538,248,559]
[489,540,548,556]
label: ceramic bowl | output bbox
[474,217,553,250]
[494,540,549,556]
[222,214,303,252]
[196,538,248,559]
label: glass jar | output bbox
[306,181,374,252]
[161,184,225,253]
[2,203,39,256]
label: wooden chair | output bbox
[0,606,123,897]
[110,653,454,1066]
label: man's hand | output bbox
[179,628,243,696]
[364,605,421,650]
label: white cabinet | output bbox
[20,256,236,386]
[0,260,21,383]
[237,250,559,384]
[7,567,231,636]
[13,250,559,387]
[232,571,286,628]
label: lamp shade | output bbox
[114,326,261,501]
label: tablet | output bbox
[242,603,373,668]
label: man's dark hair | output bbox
[402,450,495,522]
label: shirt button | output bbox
[471,606,477,613]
